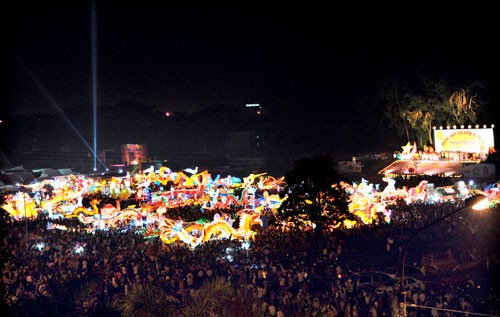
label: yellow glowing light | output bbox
[401,142,413,154]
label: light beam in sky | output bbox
[18,57,107,170]
[91,0,98,171]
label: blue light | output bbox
[91,0,98,172]
[17,59,107,171]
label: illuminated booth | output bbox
[380,125,496,179]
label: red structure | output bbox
[121,144,147,166]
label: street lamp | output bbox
[399,194,488,316]
[20,185,30,248]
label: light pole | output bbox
[399,194,488,317]
[24,192,28,235]
[20,185,29,248]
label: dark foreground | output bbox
[1,201,499,317]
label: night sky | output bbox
[3,4,499,119]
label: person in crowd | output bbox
[0,199,499,316]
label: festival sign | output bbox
[433,127,494,154]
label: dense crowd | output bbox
[1,199,499,316]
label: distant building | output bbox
[338,160,363,174]
[121,144,147,166]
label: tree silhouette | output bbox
[276,155,354,234]
[377,75,487,147]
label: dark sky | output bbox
[3,3,499,117]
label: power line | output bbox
[407,303,500,317]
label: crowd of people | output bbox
[1,198,499,316]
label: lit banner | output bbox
[434,128,494,154]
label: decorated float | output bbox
[0,167,291,247]
[2,125,498,248]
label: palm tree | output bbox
[181,276,233,317]
[181,276,267,317]
[281,301,331,317]
[216,286,266,317]
[111,283,179,317]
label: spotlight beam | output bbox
[91,0,98,171]
[17,58,107,170]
